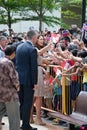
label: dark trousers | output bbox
[54,95,62,111]
[18,84,34,130]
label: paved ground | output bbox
[2,116,48,130]
[1,116,68,130]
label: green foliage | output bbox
[0,0,84,32]
[0,0,28,28]
[59,0,82,28]
[0,0,61,31]
[61,10,81,19]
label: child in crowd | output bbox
[44,68,54,109]
[53,75,62,112]
[43,66,62,112]
[62,62,82,112]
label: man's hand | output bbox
[33,84,38,91]
[16,85,20,92]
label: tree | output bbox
[17,0,61,32]
[0,0,23,35]
[60,0,87,27]
[0,0,62,33]
[0,0,85,34]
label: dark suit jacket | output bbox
[16,41,38,87]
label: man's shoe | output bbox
[1,122,5,125]
[21,127,37,130]
[30,128,37,130]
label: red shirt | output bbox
[62,59,77,81]
[68,59,77,81]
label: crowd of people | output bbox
[0,22,87,130]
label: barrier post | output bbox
[61,76,67,114]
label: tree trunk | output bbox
[7,8,12,36]
[39,17,42,32]
[39,0,43,32]
[82,0,86,26]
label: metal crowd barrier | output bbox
[43,65,83,115]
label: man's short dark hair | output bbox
[27,30,37,40]
[0,36,7,41]
[71,49,78,56]
[4,45,16,56]
[77,50,87,58]
[85,56,87,63]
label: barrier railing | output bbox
[42,64,83,115]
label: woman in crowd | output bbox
[30,34,52,125]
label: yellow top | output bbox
[83,71,87,83]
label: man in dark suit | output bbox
[16,30,38,130]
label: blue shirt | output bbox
[0,50,5,58]
[54,83,62,95]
